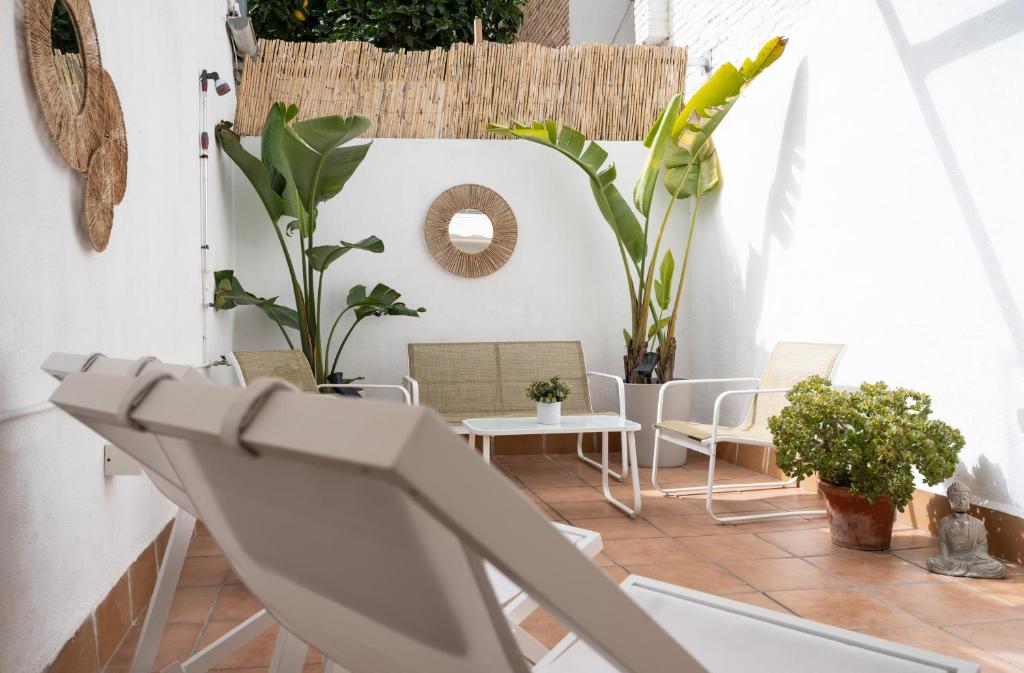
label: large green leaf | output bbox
[215,122,285,223]
[212,270,300,330]
[261,104,372,236]
[487,121,646,264]
[633,94,682,216]
[664,36,787,198]
[346,283,426,320]
[654,250,674,310]
[306,236,385,272]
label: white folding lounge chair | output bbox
[652,342,844,524]
[43,352,601,668]
[50,370,977,673]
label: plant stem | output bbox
[664,189,701,358]
[330,317,363,375]
[323,305,354,371]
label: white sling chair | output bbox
[50,370,977,673]
[43,352,601,668]
[652,342,844,524]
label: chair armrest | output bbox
[402,376,420,406]
[317,383,412,405]
[586,371,625,417]
[656,378,760,423]
[709,388,788,444]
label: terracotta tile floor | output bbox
[104,451,1024,672]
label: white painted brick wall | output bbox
[659,0,820,85]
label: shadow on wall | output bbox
[683,57,810,420]
[875,0,1024,364]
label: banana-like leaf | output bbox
[664,36,787,198]
[633,94,682,216]
[213,270,300,330]
[664,139,721,199]
[306,236,385,272]
[259,104,372,236]
[655,250,674,310]
[215,122,285,223]
[487,121,646,264]
[346,283,426,320]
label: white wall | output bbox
[677,0,1024,515]
[0,1,236,671]
[570,0,635,44]
[229,139,686,404]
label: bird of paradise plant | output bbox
[213,102,424,384]
[489,36,787,383]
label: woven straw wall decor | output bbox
[25,0,128,251]
[425,185,517,278]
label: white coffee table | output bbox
[461,415,643,517]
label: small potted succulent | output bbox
[527,376,572,425]
[768,376,964,550]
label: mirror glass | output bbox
[50,0,85,113]
[448,209,493,253]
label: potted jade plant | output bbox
[527,377,572,425]
[490,37,788,465]
[768,376,964,550]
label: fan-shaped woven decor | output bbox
[25,0,128,252]
[424,184,517,278]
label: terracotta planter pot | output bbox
[819,481,896,551]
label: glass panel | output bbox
[50,0,85,113]
[448,209,493,253]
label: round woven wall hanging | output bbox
[25,0,128,251]
[424,184,517,278]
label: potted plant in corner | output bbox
[768,376,964,550]
[489,37,788,466]
[527,376,572,425]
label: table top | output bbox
[462,415,640,435]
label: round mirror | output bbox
[50,0,85,113]
[448,209,494,253]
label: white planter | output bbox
[536,401,562,425]
[625,382,692,467]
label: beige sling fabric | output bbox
[232,350,318,393]
[656,342,844,441]
[408,341,593,422]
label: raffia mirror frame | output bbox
[424,184,517,278]
[25,0,128,251]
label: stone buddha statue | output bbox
[927,482,1006,579]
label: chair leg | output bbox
[652,437,826,523]
[131,508,195,673]
[269,628,308,673]
[174,609,276,673]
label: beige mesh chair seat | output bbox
[655,420,773,445]
[229,349,411,403]
[653,342,845,524]
[408,341,627,478]
[49,370,977,673]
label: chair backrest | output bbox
[229,350,318,392]
[407,341,593,421]
[744,342,845,431]
[50,372,705,673]
[40,353,211,515]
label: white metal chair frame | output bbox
[651,379,823,523]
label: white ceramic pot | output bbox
[625,382,692,467]
[536,401,561,425]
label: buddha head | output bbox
[947,481,971,513]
